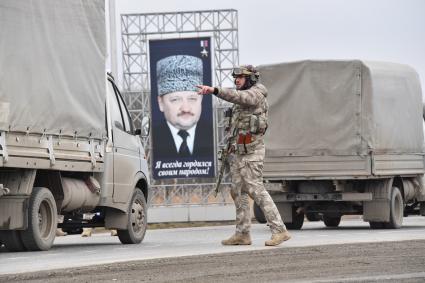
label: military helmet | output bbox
[231,65,259,82]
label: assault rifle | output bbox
[214,140,231,197]
[214,107,234,197]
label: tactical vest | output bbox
[226,92,268,155]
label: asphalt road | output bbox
[2,240,424,283]
[1,216,425,278]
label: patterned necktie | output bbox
[178,130,191,157]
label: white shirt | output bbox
[167,122,196,154]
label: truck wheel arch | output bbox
[393,177,404,199]
[129,171,149,204]
[104,172,149,230]
[134,174,149,203]
[33,170,63,214]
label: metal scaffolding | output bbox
[121,10,239,208]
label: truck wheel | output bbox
[20,187,58,251]
[384,186,404,229]
[253,202,267,224]
[323,215,341,227]
[0,231,26,252]
[285,207,304,230]
[118,188,147,244]
[369,186,404,229]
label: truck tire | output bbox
[20,187,58,251]
[323,215,341,227]
[0,231,26,252]
[285,207,304,230]
[384,186,404,229]
[118,188,147,244]
[369,186,403,229]
[253,202,267,224]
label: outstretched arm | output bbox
[197,85,264,107]
[196,85,215,95]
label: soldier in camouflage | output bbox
[197,65,291,246]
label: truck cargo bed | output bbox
[263,153,424,180]
[0,131,104,172]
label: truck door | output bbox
[107,80,141,204]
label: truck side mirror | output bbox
[137,116,150,137]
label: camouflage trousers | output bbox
[230,157,286,235]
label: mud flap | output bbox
[104,208,128,230]
[363,179,392,222]
[0,197,28,230]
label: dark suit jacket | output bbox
[152,119,214,160]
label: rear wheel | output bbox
[323,215,341,227]
[369,186,403,229]
[384,186,403,229]
[118,188,147,244]
[285,207,304,230]
[20,187,58,251]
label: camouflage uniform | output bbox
[216,83,287,235]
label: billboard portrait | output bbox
[149,37,215,180]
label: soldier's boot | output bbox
[56,228,67,237]
[221,233,252,245]
[81,228,93,237]
[265,230,291,246]
[110,229,117,236]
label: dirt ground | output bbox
[1,240,424,283]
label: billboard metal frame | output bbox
[121,9,239,207]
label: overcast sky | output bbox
[111,0,425,92]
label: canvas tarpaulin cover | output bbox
[258,60,424,158]
[0,0,106,139]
